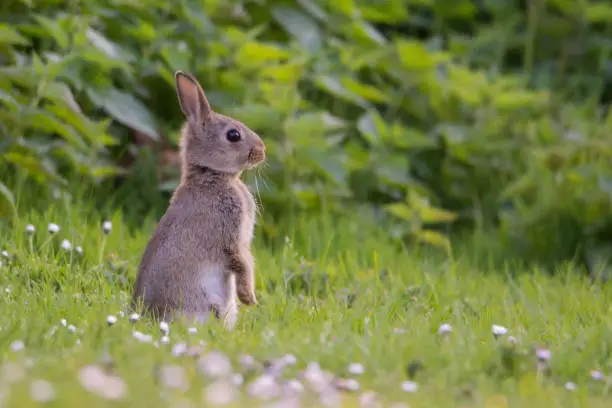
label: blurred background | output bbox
[2,0,612,272]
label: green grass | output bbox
[1,199,612,408]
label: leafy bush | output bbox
[2,0,612,267]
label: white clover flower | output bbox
[282,354,297,366]
[129,313,139,323]
[507,335,518,344]
[106,315,117,326]
[335,378,359,392]
[172,343,187,357]
[26,224,36,234]
[60,319,67,327]
[67,324,77,333]
[536,348,551,362]
[47,223,60,234]
[492,324,508,337]
[188,327,198,334]
[132,331,153,343]
[401,380,419,393]
[437,323,452,335]
[102,221,112,235]
[160,336,170,345]
[75,246,83,255]
[10,340,25,352]
[160,321,170,334]
[1,250,10,259]
[590,370,604,381]
[348,363,364,375]
[60,240,72,251]
[565,382,577,391]
[30,379,56,402]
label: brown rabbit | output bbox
[132,71,265,330]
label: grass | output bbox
[1,198,612,408]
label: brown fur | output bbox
[131,71,265,329]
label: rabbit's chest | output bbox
[234,183,257,244]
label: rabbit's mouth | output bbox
[247,148,266,168]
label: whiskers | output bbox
[252,163,271,218]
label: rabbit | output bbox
[131,70,266,330]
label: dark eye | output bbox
[226,129,241,142]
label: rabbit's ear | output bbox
[175,71,212,123]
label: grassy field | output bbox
[1,199,611,408]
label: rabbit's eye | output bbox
[226,129,241,143]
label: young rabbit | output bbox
[132,71,266,329]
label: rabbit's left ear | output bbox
[175,71,212,123]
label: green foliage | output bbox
[2,0,612,265]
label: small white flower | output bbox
[282,354,297,365]
[187,327,197,334]
[536,348,551,362]
[61,239,73,251]
[507,335,518,344]
[106,315,117,326]
[133,331,153,343]
[4,286,11,293]
[565,382,577,391]
[401,380,419,393]
[393,328,406,334]
[129,313,140,323]
[60,319,67,327]
[67,324,77,333]
[285,379,304,394]
[160,336,170,344]
[26,224,36,234]
[10,340,25,352]
[172,343,187,357]
[246,374,281,400]
[438,323,452,335]
[590,370,604,381]
[1,250,9,259]
[335,378,359,392]
[231,374,244,386]
[160,321,170,334]
[348,363,364,375]
[48,223,60,234]
[75,246,83,254]
[30,379,55,402]
[102,221,112,235]
[492,324,508,337]
[118,311,124,318]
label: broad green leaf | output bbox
[272,6,322,52]
[34,15,69,49]
[235,42,292,66]
[260,61,306,83]
[341,77,387,103]
[413,229,451,251]
[492,90,549,110]
[87,88,160,141]
[585,4,612,22]
[4,152,65,185]
[0,181,16,219]
[345,21,387,46]
[384,202,414,221]
[160,42,191,73]
[21,110,87,149]
[397,40,435,70]
[225,105,284,132]
[328,0,356,16]
[86,28,134,62]
[0,24,29,46]
[357,111,383,145]
[297,0,329,21]
[0,91,21,112]
[418,206,457,223]
[313,76,369,108]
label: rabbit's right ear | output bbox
[175,71,212,123]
